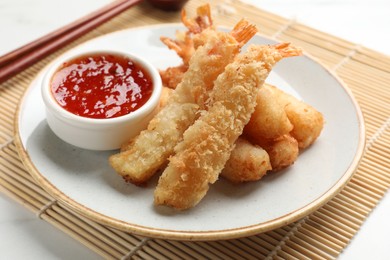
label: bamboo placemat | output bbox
[1,0,389,258]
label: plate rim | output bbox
[13,23,366,241]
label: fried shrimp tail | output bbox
[160,36,194,66]
[109,21,258,185]
[160,4,213,88]
[154,43,301,210]
[181,4,212,34]
[159,64,188,90]
[230,19,258,48]
[274,42,303,57]
[161,3,213,63]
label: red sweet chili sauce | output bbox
[50,53,153,119]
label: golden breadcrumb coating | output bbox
[154,43,302,209]
[109,22,257,184]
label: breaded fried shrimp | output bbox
[109,21,258,185]
[154,43,302,210]
[157,85,272,184]
[156,86,174,112]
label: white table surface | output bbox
[1,0,389,259]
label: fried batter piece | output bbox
[266,84,324,149]
[221,137,271,183]
[109,20,258,185]
[244,85,293,141]
[258,134,299,171]
[154,43,302,210]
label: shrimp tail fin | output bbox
[181,4,212,34]
[275,42,302,57]
[160,36,181,53]
[230,19,258,47]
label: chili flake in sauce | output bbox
[50,53,153,119]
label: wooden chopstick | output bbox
[0,0,143,84]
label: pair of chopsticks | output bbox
[0,0,143,84]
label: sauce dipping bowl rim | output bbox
[41,49,162,127]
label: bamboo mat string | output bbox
[264,216,308,260]
[121,237,151,260]
[271,18,297,39]
[0,136,13,150]
[36,199,58,219]
[366,117,390,148]
[332,44,362,72]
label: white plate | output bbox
[15,24,365,240]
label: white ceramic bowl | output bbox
[41,50,162,151]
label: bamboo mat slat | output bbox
[1,0,390,259]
